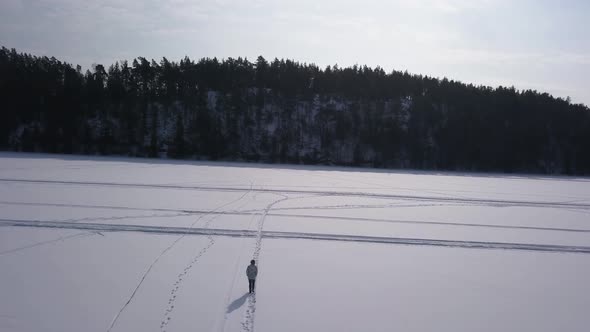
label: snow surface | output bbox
[0,152,589,332]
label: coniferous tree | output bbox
[1,46,590,174]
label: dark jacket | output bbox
[246,264,258,280]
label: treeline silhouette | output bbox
[1,46,589,174]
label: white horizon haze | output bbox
[1,0,589,106]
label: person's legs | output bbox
[248,279,254,293]
[252,279,256,292]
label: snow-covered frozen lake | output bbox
[1,152,589,332]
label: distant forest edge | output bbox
[1,46,590,174]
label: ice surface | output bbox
[0,152,589,332]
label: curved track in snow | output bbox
[241,194,290,332]
[160,188,254,332]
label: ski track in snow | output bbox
[3,175,590,331]
[0,200,206,214]
[106,187,252,332]
[263,213,590,233]
[58,212,192,224]
[2,178,590,210]
[3,211,590,235]
[4,200,590,234]
[0,231,93,256]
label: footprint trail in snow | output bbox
[160,189,253,332]
[240,194,289,332]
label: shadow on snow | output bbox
[227,293,250,314]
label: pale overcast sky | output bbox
[1,0,589,105]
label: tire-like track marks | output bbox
[3,219,590,254]
[3,200,590,235]
[263,213,590,233]
[2,178,589,210]
[60,212,191,224]
[3,207,590,234]
[0,200,202,214]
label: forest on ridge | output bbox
[1,46,590,174]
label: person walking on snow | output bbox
[247,260,258,294]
